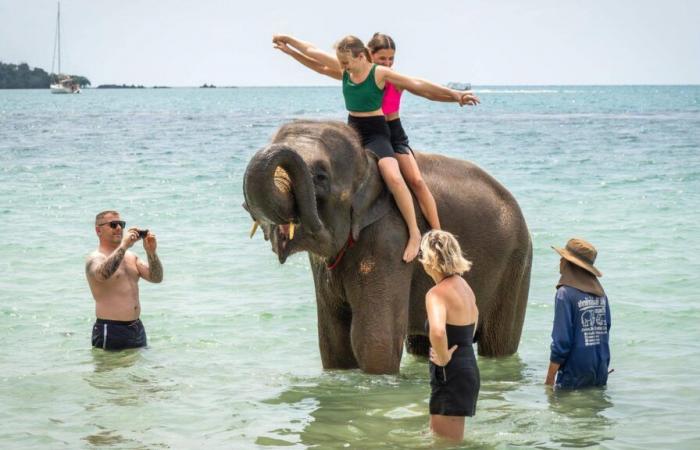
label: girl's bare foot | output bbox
[403,233,421,262]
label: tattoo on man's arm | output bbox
[96,248,126,281]
[147,252,163,282]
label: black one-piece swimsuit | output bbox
[426,322,480,417]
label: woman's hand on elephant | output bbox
[430,345,458,367]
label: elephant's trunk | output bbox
[243,144,322,233]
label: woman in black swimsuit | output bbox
[419,230,480,442]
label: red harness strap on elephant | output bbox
[327,234,355,270]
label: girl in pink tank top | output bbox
[368,33,440,230]
[382,81,402,116]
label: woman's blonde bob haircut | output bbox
[419,230,472,275]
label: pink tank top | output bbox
[382,82,402,115]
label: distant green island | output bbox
[96,84,145,89]
[0,63,239,90]
[0,61,90,89]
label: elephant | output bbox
[243,120,532,374]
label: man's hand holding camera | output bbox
[137,228,162,283]
[121,227,140,249]
[120,228,156,250]
[142,230,157,254]
[122,226,162,282]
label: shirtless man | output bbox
[86,210,163,350]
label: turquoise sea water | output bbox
[1,86,699,449]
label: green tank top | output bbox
[342,64,383,113]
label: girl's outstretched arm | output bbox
[272,34,343,79]
[273,41,342,80]
[378,66,480,106]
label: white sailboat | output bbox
[50,2,79,94]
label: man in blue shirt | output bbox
[546,238,611,389]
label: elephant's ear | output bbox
[350,153,393,241]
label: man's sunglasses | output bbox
[98,220,126,229]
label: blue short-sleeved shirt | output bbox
[550,286,611,389]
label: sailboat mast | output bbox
[49,0,79,93]
[51,2,60,77]
[57,2,61,75]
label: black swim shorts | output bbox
[92,318,147,351]
[387,118,413,155]
[347,115,395,159]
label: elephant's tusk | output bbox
[289,222,295,240]
[249,221,259,238]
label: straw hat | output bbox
[552,238,602,277]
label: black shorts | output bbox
[347,115,395,159]
[92,318,147,351]
[387,118,413,155]
[429,347,480,416]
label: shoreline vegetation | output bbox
[96,84,145,89]
[1,61,90,89]
[0,61,239,90]
[94,84,236,89]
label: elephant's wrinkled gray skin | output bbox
[243,120,532,374]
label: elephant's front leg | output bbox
[315,291,359,370]
[346,270,412,375]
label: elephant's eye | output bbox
[313,172,329,184]
[313,172,330,202]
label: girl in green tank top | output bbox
[342,64,384,112]
[272,33,479,263]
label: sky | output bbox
[1,0,699,86]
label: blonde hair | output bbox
[419,230,472,275]
[334,35,371,61]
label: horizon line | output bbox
[79,83,700,88]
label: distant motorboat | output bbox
[447,82,472,91]
[49,2,79,94]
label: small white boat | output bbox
[50,77,80,94]
[447,82,472,91]
[50,2,80,94]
